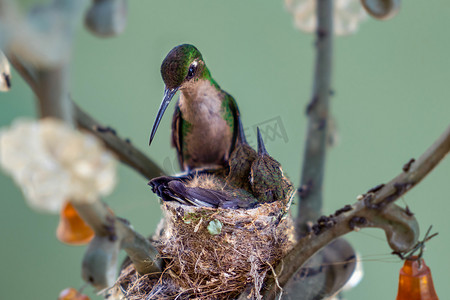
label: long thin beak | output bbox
[149,87,178,146]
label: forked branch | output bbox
[264,124,450,299]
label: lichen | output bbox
[207,219,223,235]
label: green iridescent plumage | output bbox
[149,44,240,171]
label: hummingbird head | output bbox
[160,44,205,90]
[149,44,207,145]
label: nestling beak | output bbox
[149,87,179,145]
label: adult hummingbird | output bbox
[149,44,241,171]
[149,128,294,209]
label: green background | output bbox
[1,1,449,299]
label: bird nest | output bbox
[109,199,296,299]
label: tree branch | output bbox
[74,201,163,278]
[264,124,450,299]
[297,0,334,236]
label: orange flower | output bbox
[396,257,439,300]
[57,201,94,245]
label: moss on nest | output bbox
[110,200,296,299]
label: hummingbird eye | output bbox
[186,61,198,80]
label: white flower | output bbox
[0,51,11,92]
[285,0,368,36]
[0,118,117,213]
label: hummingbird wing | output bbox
[171,101,185,170]
[222,93,241,158]
[149,175,249,209]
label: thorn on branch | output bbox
[402,158,416,172]
[334,204,353,216]
[367,183,385,194]
[348,216,367,230]
[311,215,336,235]
[382,182,413,207]
[405,205,414,217]
[94,125,117,136]
[365,182,413,209]
[363,193,374,208]
[306,96,319,115]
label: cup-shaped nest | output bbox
[110,199,296,299]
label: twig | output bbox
[74,201,163,276]
[296,0,334,236]
[264,124,450,299]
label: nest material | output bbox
[110,200,296,299]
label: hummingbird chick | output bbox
[250,128,295,204]
[225,118,258,191]
[149,44,241,172]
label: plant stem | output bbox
[297,0,334,236]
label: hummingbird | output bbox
[149,44,241,172]
[149,128,294,209]
[225,117,257,191]
[149,117,257,209]
[250,128,295,204]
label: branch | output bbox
[296,0,334,236]
[36,66,74,126]
[264,124,450,299]
[74,201,163,286]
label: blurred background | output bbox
[1,1,449,299]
